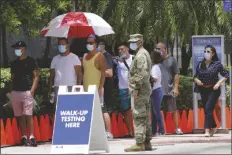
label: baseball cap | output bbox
[11,41,27,48]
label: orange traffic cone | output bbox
[11,117,20,144]
[226,107,231,129]
[45,114,52,140]
[111,113,120,138]
[117,113,125,137]
[1,119,7,146]
[165,112,175,134]
[5,118,15,145]
[180,110,188,133]
[187,110,194,133]
[33,116,41,142]
[39,115,49,142]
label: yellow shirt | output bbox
[83,53,101,91]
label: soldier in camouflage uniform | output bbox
[124,34,152,152]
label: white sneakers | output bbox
[176,128,183,135]
[106,132,113,140]
[205,128,217,137]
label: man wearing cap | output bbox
[124,34,152,152]
[9,41,39,147]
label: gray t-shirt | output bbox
[159,55,179,96]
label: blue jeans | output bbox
[151,87,165,134]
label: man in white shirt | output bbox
[115,43,134,137]
[48,38,82,100]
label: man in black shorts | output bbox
[98,40,114,139]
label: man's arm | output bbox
[74,65,82,85]
[129,54,147,90]
[172,58,180,96]
[99,54,107,90]
[31,69,40,96]
[48,69,55,94]
[105,53,113,77]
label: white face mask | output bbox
[204,52,211,60]
[130,43,137,51]
[86,44,94,51]
[15,49,22,57]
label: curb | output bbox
[153,139,232,144]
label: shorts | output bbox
[11,91,34,116]
[101,79,113,113]
[162,95,177,112]
[119,88,131,111]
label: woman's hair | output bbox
[199,45,219,69]
[151,50,162,64]
[204,45,219,61]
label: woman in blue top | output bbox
[193,45,229,137]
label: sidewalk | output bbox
[1,133,231,154]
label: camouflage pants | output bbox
[131,85,152,144]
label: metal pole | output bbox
[230,54,232,127]
[221,36,226,129]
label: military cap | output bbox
[128,34,143,42]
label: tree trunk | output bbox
[2,24,8,67]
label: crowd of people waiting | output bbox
[8,33,228,151]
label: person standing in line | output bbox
[193,45,228,137]
[124,34,152,152]
[97,40,114,139]
[150,50,165,136]
[48,38,82,102]
[156,42,183,135]
[9,41,39,146]
[82,34,113,139]
[114,43,134,137]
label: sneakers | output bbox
[210,128,217,137]
[106,132,113,140]
[29,138,37,147]
[175,128,183,135]
[20,136,37,147]
[21,137,28,146]
[204,132,210,137]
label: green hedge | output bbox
[0,68,231,118]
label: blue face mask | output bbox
[58,45,66,53]
[160,50,163,56]
[130,43,137,51]
[120,53,126,59]
[15,49,22,57]
[97,46,102,52]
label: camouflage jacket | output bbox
[128,47,152,90]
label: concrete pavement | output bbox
[1,133,231,154]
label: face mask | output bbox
[130,43,137,51]
[120,53,126,59]
[58,45,66,53]
[160,50,163,56]
[86,44,94,51]
[97,46,101,52]
[204,53,211,60]
[15,49,22,57]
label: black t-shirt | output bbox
[103,51,113,89]
[10,56,38,91]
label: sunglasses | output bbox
[204,50,211,53]
[87,42,95,45]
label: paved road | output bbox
[1,133,231,154]
[1,143,231,154]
